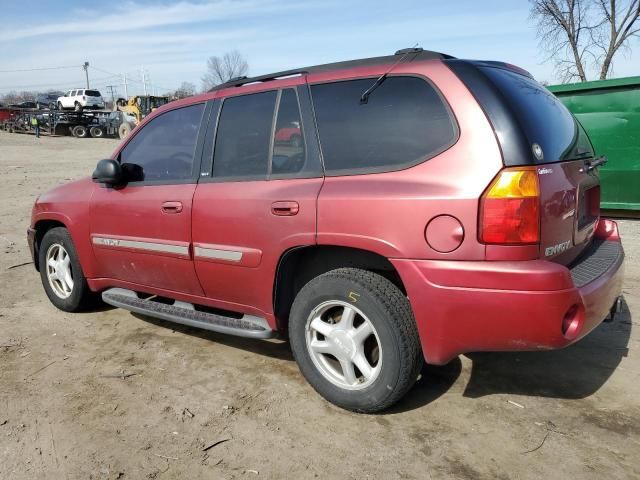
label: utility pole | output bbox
[83,61,90,88]
[105,85,116,105]
[121,73,128,98]
[141,65,147,96]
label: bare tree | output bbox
[201,50,249,90]
[530,0,640,82]
[174,81,196,99]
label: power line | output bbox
[0,65,81,73]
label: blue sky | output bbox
[1,0,638,96]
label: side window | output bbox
[119,103,204,183]
[213,91,277,179]
[310,76,457,174]
[271,89,306,176]
[70,90,76,96]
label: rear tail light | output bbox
[83,96,86,100]
[480,167,540,244]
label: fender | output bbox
[31,177,99,279]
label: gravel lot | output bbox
[0,131,638,480]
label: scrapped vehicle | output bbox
[57,89,105,111]
[28,48,625,412]
[35,92,63,110]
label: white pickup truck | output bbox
[57,89,105,111]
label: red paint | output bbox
[29,55,625,364]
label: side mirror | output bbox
[92,159,123,186]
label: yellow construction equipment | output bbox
[114,95,170,139]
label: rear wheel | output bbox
[72,125,88,138]
[89,126,104,138]
[74,102,82,112]
[289,268,423,413]
[38,227,95,312]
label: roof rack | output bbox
[209,48,453,92]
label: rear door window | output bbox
[272,89,306,176]
[310,76,457,175]
[213,91,277,179]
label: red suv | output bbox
[28,48,624,412]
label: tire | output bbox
[74,102,82,112]
[118,122,132,139]
[89,126,104,138]
[38,227,95,312]
[72,125,88,138]
[57,102,63,110]
[289,268,423,413]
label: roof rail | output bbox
[209,48,453,92]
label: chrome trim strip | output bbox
[193,246,243,262]
[92,236,189,255]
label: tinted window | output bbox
[272,89,306,175]
[213,91,277,178]
[85,90,101,97]
[311,77,456,174]
[479,67,590,163]
[119,103,204,182]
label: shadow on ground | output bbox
[130,298,631,411]
[132,312,294,361]
[463,298,632,399]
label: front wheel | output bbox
[74,102,82,112]
[289,268,423,413]
[38,227,95,312]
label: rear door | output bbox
[90,102,210,294]
[191,84,323,317]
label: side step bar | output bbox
[101,288,276,339]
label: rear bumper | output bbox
[392,222,625,365]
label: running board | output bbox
[101,288,275,339]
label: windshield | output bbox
[480,66,593,163]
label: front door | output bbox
[90,102,210,296]
[192,85,324,317]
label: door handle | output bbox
[271,201,299,216]
[161,201,183,214]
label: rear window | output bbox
[479,67,592,163]
[310,76,457,175]
[85,90,101,97]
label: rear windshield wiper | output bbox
[585,155,607,172]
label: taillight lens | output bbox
[480,168,540,244]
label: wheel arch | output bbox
[32,219,68,271]
[273,245,407,331]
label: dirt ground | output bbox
[0,130,638,480]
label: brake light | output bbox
[480,168,540,244]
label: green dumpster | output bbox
[548,76,640,211]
